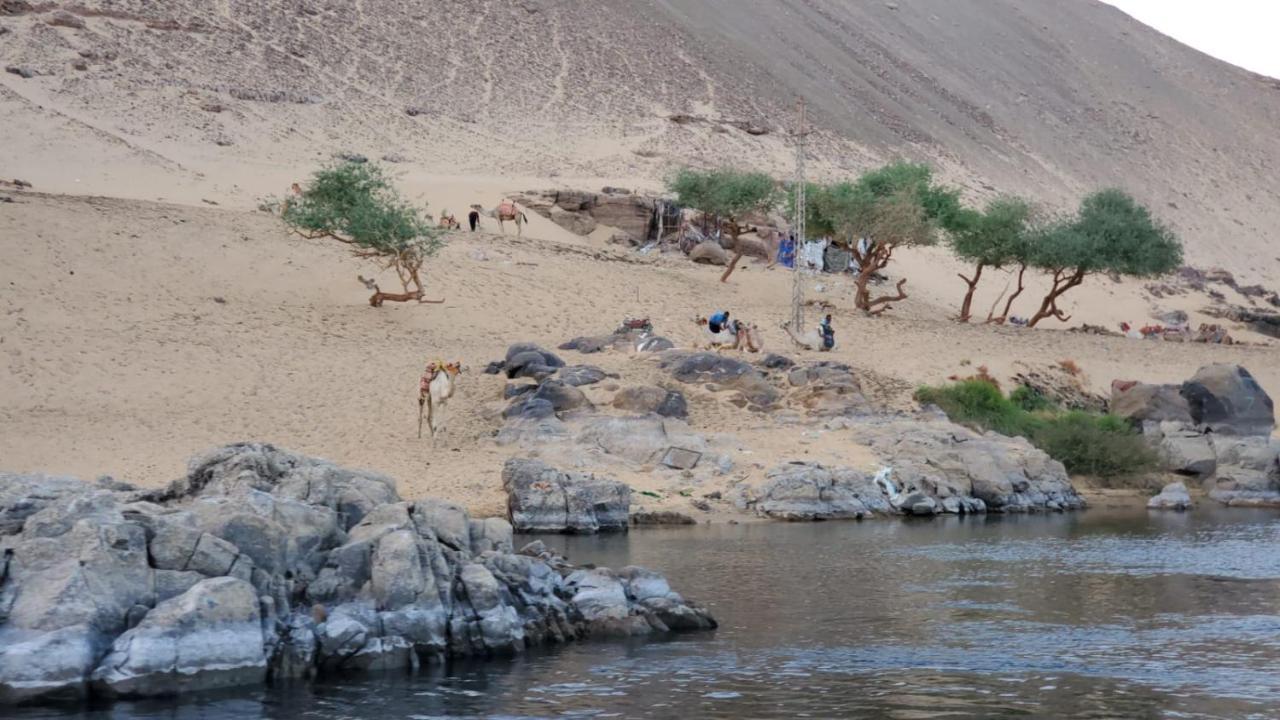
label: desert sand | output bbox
[2,0,1279,516]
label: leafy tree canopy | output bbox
[1029,189,1181,276]
[282,161,442,259]
[668,167,778,221]
[951,196,1035,268]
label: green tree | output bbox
[1024,189,1182,327]
[668,167,778,282]
[950,196,1034,322]
[814,161,963,315]
[279,161,445,306]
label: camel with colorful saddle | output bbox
[419,360,463,441]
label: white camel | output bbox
[782,320,833,352]
[418,361,462,442]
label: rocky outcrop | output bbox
[1147,482,1192,511]
[1179,364,1274,436]
[486,343,565,380]
[784,362,869,416]
[511,189,656,241]
[502,458,630,533]
[745,463,894,520]
[0,445,714,703]
[612,386,688,419]
[855,419,1086,513]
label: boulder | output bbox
[1,445,715,703]
[785,362,868,416]
[1111,382,1192,424]
[501,343,565,380]
[573,415,707,465]
[659,351,779,408]
[630,510,697,525]
[611,386,689,419]
[1180,364,1275,436]
[557,365,612,387]
[1205,436,1280,508]
[751,463,889,520]
[1157,430,1217,477]
[530,380,592,413]
[608,231,640,247]
[1147,482,1192,511]
[91,578,266,697]
[689,241,729,266]
[502,459,630,533]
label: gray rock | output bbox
[573,415,707,465]
[1,445,715,703]
[630,510,697,525]
[502,343,565,380]
[752,463,886,520]
[1158,431,1217,477]
[660,351,778,408]
[1180,364,1275,436]
[612,386,689,419]
[1147,482,1192,511]
[91,578,265,697]
[1111,382,1193,424]
[531,380,592,413]
[557,365,612,387]
[502,458,630,533]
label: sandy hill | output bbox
[2,0,1280,278]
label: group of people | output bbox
[709,310,835,351]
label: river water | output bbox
[16,506,1280,719]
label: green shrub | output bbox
[1030,412,1157,478]
[915,380,1154,478]
[1010,384,1055,412]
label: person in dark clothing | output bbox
[468,207,481,232]
[819,314,835,350]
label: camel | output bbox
[694,317,763,352]
[419,360,463,441]
[486,200,528,236]
[782,320,834,352]
[438,210,460,230]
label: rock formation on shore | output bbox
[0,444,715,704]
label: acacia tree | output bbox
[1024,189,1182,327]
[280,162,445,306]
[816,162,965,315]
[950,196,1033,322]
[668,167,778,282]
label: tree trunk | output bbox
[1027,268,1085,327]
[865,279,908,316]
[719,221,743,283]
[957,263,985,322]
[988,263,1027,324]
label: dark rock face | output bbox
[1180,364,1275,436]
[502,459,631,533]
[0,445,713,703]
[501,343,565,380]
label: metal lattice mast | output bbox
[790,98,808,332]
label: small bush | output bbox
[916,380,1154,478]
[1010,384,1055,412]
[1030,412,1156,478]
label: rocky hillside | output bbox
[2,0,1279,275]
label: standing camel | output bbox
[418,361,463,442]
[486,200,528,236]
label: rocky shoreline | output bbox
[0,444,715,704]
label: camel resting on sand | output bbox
[782,320,833,351]
[695,317,763,353]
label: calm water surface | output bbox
[18,506,1280,719]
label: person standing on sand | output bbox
[468,205,481,232]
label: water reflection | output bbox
[12,506,1280,719]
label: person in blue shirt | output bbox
[819,314,835,350]
[709,310,730,334]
